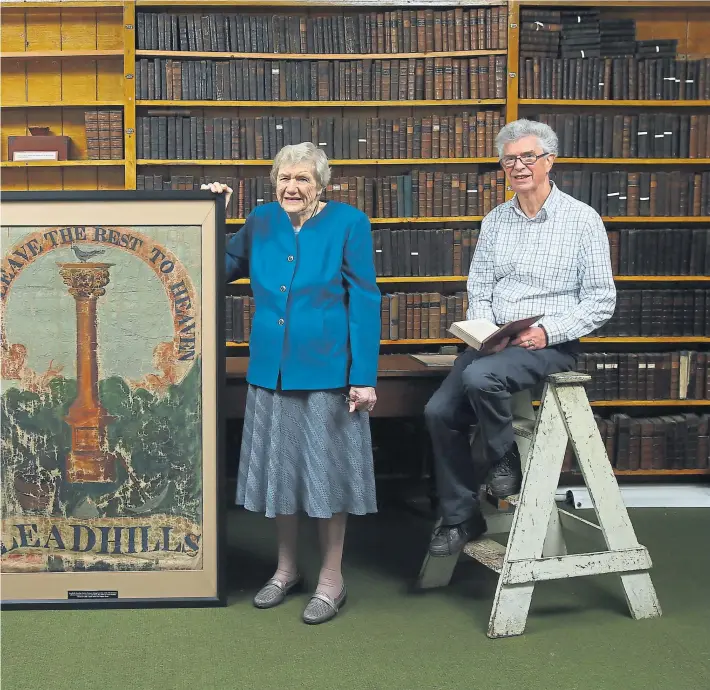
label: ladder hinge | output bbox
[125,73,134,79]
[125,24,134,30]
[126,128,135,135]
[509,72,517,78]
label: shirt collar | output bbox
[511,181,561,222]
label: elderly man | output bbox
[425,118,616,557]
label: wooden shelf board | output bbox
[136,99,506,108]
[137,49,506,61]
[603,217,710,223]
[1,101,124,108]
[227,216,708,225]
[520,100,710,107]
[230,275,469,285]
[1,160,125,168]
[1,50,123,59]
[615,276,710,282]
[1,1,124,7]
[137,0,506,5]
[558,158,710,165]
[517,0,705,7]
[137,158,499,166]
[582,337,710,343]
[230,275,710,285]
[226,216,484,225]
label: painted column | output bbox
[59,263,116,483]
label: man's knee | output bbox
[461,361,504,396]
[424,391,454,428]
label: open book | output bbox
[447,315,543,351]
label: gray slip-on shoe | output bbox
[302,585,347,624]
[253,576,302,609]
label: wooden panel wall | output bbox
[1,7,123,104]
[1,6,124,189]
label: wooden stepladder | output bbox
[417,372,662,638]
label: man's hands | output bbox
[348,386,377,413]
[201,181,233,211]
[511,326,548,351]
[481,336,510,355]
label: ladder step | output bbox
[463,538,506,573]
[513,418,536,440]
[485,491,519,508]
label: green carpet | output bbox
[2,506,709,690]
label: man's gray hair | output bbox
[270,142,332,189]
[495,119,559,158]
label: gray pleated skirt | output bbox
[235,384,378,518]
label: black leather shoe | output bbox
[428,511,487,557]
[486,444,522,498]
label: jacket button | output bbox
[278,318,285,326]
[287,255,294,262]
[280,285,286,292]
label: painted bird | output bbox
[71,244,105,263]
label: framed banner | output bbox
[0,191,226,608]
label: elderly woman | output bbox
[203,142,380,624]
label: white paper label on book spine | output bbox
[359,138,367,142]
[411,252,419,256]
[272,69,280,74]
[640,197,650,201]
[276,124,283,130]
[638,131,648,135]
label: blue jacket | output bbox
[225,201,381,391]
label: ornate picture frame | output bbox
[1,191,226,608]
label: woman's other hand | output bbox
[348,386,377,413]
[201,181,233,211]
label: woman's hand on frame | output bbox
[201,181,233,211]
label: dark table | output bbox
[225,354,452,418]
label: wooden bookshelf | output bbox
[1,101,125,108]
[2,1,124,6]
[0,50,123,59]
[227,337,710,346]
[135,100,507,108]
[2,0,709,480]
[602,217,710,223]
[1,160,125,167]
[225,216,710,226]
[225,216,485,225]
[136,49,508,61]
[557,159,710,165]
[519,100,710,107]
[229,275,710,285]
[137,158,501,166]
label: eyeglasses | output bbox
[499,151,551,169]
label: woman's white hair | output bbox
[495,119,559,158]
[270,142,332,189]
